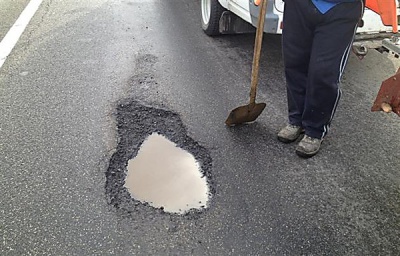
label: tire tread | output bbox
[202,0,224,36]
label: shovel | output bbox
[371,67,400,116]
[225,0,268,126]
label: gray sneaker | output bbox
[277,124,304,143]
[295,135,323,158]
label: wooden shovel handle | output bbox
[250,0,268,106]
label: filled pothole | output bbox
[106,100,214,216]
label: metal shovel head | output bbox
[371,67,400,116]
[225,103,266,126]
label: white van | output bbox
[200,0,399,55]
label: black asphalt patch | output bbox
[105,99,215,217]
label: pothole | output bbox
[124,133,209,214]
[105,100,214,216]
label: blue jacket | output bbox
[312,0,363,14]
[325,0,363,2]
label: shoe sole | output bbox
[277,130,304,144]
[277,136,297,143]
[295,148,319,158]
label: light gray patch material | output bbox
[124,132,210,214]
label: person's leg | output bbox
[302,1,363,140]
[282,0,316,127]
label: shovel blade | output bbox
[225,103,266,126]
[371,67,400,116]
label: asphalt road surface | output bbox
[0,0,30,41]
[1,0,400,255]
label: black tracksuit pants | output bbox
[282,0,363,139]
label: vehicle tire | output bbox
[201,0,224,36]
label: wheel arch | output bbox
[217,0,229,9]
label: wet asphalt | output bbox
[1,0,400,255]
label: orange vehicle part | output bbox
[366,0,398,33]
[371,68,400,116]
